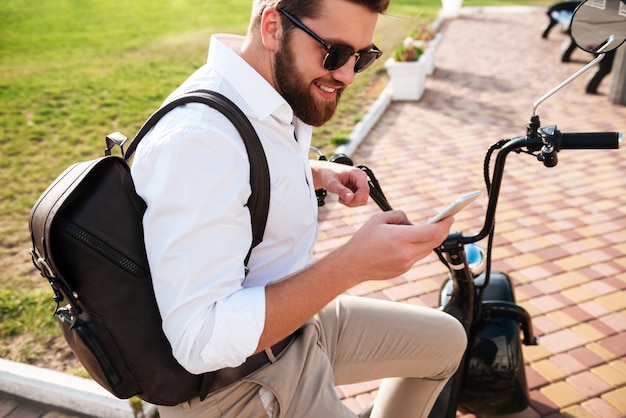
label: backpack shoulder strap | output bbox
[125,90,270,265]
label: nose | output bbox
[331,56,357,85]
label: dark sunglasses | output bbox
[277,8,383,73]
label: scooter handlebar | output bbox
[558,131,622,150]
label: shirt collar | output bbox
[207,34,294,124]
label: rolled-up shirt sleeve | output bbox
[131,106,266,374]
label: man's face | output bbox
[272,1,379,127]
[274,38,344,127]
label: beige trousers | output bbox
[158,295,467,418]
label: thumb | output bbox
[326,179,354,202]
[379,210,413,226]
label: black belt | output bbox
[199,331,298,400]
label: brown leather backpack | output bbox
[28,90,270,406]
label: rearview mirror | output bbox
[571,0,626,53]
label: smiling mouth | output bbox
[314,81,344,99]
[317,83,335,93]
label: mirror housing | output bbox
[571,0,626,53]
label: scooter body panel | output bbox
[440,271,531,415]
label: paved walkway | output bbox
[2,7,625,418]
[324,8,626,418]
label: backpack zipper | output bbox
[55,217,149,278]
[57,308,122,387]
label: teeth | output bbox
[318,84,335,93]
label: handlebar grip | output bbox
[559,132,622,150]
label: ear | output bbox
[260,8,283,52]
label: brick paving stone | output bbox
[541,329,604,354]
[533,279,561,295]
[0,392,90,418]
[540,381,587,409]
[532,315,561,336]
[608,359,626,376]
[569,347,607,369]
[604,276,626,291]
[571,323,607,343]
[580,397,623,418]
[596,292,626,315]
[559,404,596,418]
[382,281,427,301]
[415,278,442,293]
[524,343,554,364]
[360,279,392,294]
[586,342,619,363]
[529,295,570,314]
[526,365,550,391]
[590,262,622,277]
[561,306,595,323]
[532,359,568,383]
[554,255,595,272]
[566,371,613,397]
[517,284,544,301]
[591,363,626,387]
[589,318,619,337]
[578,301,611,318]
[519,299,544,318]
[550,353,587,377]
[0,395,18,417]
[600,386,626,417]
[581,278,619,297]
[576,267,605,281]
[546,311,577,329]
[599,332,626,357]
[560,287,597,305]
[504,254,546,271]
[529,389,560,417]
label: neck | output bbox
[240,35,277,90]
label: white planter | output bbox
[424,33,443,75]
[441,0,463,18]
[385,56,427,101]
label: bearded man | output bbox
[131,1,466,417]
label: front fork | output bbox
[438,233,477,331]
[430,238,538,418]
[427,234,477,418]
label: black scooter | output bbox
[317,1,626,416]
[430,2,624,414]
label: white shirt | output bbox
[131,34,319,374]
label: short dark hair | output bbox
[249,0,390,30]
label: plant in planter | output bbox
[385,44,427,101]
[405,22,442,75]
[407,23,437,44]
[394,44,424,62]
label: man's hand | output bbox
[259,210,454,353]
[333,211,454,285]
[310,159,369,207]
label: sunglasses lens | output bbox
[323,46,355,71]
[354,50,381,73]
[324,46,382,72]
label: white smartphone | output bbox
[427,190,481,224]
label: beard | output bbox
[274,43,345,127]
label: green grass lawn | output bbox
[0,0,551,369]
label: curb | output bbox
[0,358,156,418]
[336,85,394,157]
